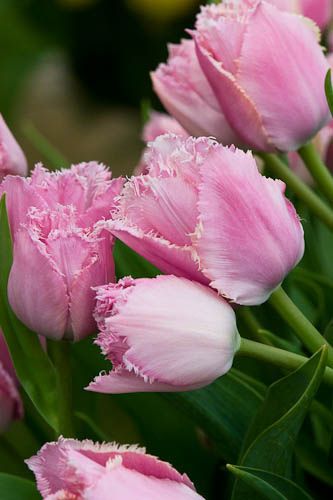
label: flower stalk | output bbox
[298,141,333,203]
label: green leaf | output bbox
[232,348,327,499]
[325,69,333,117]
[227,465,313,500]
[114,239,160,279]
[296,435,333,487]
[164,368,265,462]
[0,195,59,432]
[0,473,39,500]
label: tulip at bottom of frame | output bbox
[87,275,240,394]
[26,437,205,499]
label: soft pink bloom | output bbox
[108,135,304,305]
[192,1,330,152]
[87,275,240,394]
[0,331,22,432]
[26,437,204,499]
[2,163,123,341]
[266,1,332,30]
[0,115,27,180]
[134,111,188,175]
[151,39,239,144]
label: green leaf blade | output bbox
[0,473,39,500]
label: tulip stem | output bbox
[259,152,333,230]
[48,340,74,437]
[268,286,333,367]
[298,142,333,203]
[237,338,333,386]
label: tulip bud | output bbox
[86,275,240,394]
[192,0,330,152]
[26,437,204,499]
[0,115,27,180]
[2,162,123,341]
[151,39,239,144]
[108,134,304,305]
[0,331,22,432]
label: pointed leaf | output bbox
[228,465,313,500]
[325,69,333,117]
[232,348,327,498]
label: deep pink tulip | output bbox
[0,115,27,180]
[108,135,304,305]
[151,39,239,144]
[87,275,240,394]
[0,331,22,432]
[2,163,123,341]
[192,1,330,152]
[26,437,204,499]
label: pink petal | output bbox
[237,1,330,151]
[194,146,304,305]
[8,227,69,340]
[84,463,203,500]
[300,0,332,29]
[0,115,28,180]
[0,361,23,432]
[142,112,188,142]
[151,39,238,143]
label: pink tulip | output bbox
[151,39,239,144]
[108,134,304,305]
[86,275,240,394]
[0,331,22,432]
[2,163,123,341]
[192,1,330,152]
[134,111,188,175]
[0,115,28,180]
[26,437,204,499]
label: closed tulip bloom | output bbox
[192,1,330,152]
[26,437,204,499]
[86,275,240,394]
[0,114,28,180]
[0,331,22,432]
[8,206,114,341]
[108,135,304,305]
[151,39,239,144]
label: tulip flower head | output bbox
[0,114,27,180]
[108,134,304,305]
[192,0,330,152]
[2,162,123,341]
[26,437,204,499]
[87,275,240,394]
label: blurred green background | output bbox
[0,0,200,175]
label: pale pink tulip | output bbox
[26,437,204,499]
[0,115,27,180]
[108,134,304,305]
[2,163,123,341]
[192,1,330,152]
[151,39,239,144]
[87,275,240,394]
[0,331,22,432]
[134,111,188,175]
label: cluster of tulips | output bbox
[1,0,333,498]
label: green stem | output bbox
[259,152,333,230]
[237,307,268,344]
[298,142,333,203]
[237,338,333,386]
[268,286,333,367]
[48,340,74,437]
